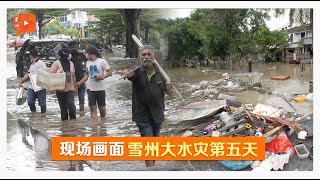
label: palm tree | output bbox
[289,8,312,30]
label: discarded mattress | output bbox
[271,76,290,80]
[166,99,227,124]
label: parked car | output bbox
[28,36,39,40]
[16,39,70,77]
[7,36,17,48]
[15,38,26,49]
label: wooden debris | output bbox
[262,125,286,138]
[265,135,278,143]
[260,115,308,134]
[220,124,247,137]
[242,104,262,128]
[219,118,247,137]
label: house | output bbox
[57,10,100,38]
[87,15,100,38]
[281,25,312,63]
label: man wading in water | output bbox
[122,45,172,167]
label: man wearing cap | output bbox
[77,46,112,119]
[19,49,47,113]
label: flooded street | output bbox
[166,62,313,115]
[6,47,313,171]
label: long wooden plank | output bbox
[263,125,286,138]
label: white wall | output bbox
[66,10,88,28]
[293,32,301,43]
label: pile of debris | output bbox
[183,73,274,102]
[175,100,313,171]
[165,71,313,171]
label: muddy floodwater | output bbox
[6,47,313,171]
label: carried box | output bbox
[36,68,65,91]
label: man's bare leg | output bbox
[80,104,84,112]
[90,105,97,120]
[98,106,106,118]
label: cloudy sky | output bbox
[166,9,291,31]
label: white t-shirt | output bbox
[28,60,47,89]
[85,58,111,91]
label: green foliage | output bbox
[64,28,80,38]
[46,20,64,34]
[254,26,288,55]
[24,9,70,25]
[141,9,162,30]
[155,8,289,66]
[84,9,125,45]
[7,9,20,34]
[157,17,202,66]
[21,9,71,38]
[148,31,160,49]
[140,9,164,43]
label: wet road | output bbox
[6,47,313,171]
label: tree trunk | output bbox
[108,31,112,48]
[38,15,43,39]
[115,33,120,45]
[144,27,149,44]
[124,9,141,58]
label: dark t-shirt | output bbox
[70,52,88,82]
[128,66,167,123]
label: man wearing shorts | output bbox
[77,46,112,119]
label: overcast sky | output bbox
[167,9,291,31]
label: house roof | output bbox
[282,25,311,34]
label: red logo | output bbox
[13,14,36,37]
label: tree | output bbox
[159,18,203,66]
[254,26,288,62]
[22,9,71,39]
[7,9,20,35]
[289,9,312,28]
[85,9,125,49]
[64,28,80,39]
[140,9,163,44]
[86,9,148,57]
[122,9,142,58]
[46,20,64,35]
[156,9,278,67]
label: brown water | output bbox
[166,63,313,115]
[6,47,313,171]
